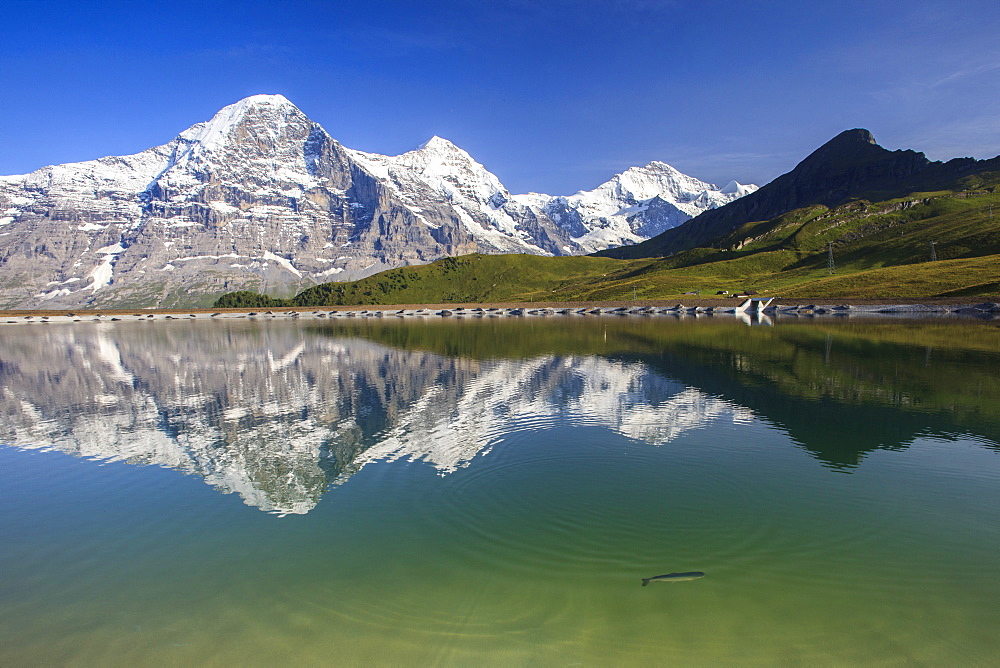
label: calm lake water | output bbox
[1,315,998,665]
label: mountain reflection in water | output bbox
[1,317,997,513]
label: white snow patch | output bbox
[721,180,757,196]
[36,287,75,301]
[96,242,126,255]
[412,211,439,228]
[262,251,301,277]
[88,256,115,292]
[314,266,345,279]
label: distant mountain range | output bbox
[0,94,755,309]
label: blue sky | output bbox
[2,0,999,194]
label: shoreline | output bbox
[1,298,998,324]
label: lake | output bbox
[1,314,998,665]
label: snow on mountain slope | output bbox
[0,94,756,308]
[352,139,757,256]
[513,162,757,253]
[156,94,325,195]
[347,137,548,254]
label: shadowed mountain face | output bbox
[599,129,1000,259]
[0,317,996,512]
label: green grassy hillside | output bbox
[215,181,1000,307]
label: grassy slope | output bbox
[629,176,1000,298]
[216,180,1000,307]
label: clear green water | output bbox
[1,316,998,665]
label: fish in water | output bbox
[641,571,705,586]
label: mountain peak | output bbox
[239,93,294,107]
[720,180,754,196]
[417,135,461,152]
[208,94,300,125]
[177,94,307,153]
[831,128,877,145]
[813,128,881,156]
[409,136,481,169]
[597,160,715,202]
[797,128,896,172]
[640,160,682,173]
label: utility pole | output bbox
[827,242,835,274]
[930,241,937,262]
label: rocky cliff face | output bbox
[0,95,754,308]
[599,128,1000,259]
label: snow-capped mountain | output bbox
[347,136,552,254]
[514,163,757,253]
[0,95,756,308]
